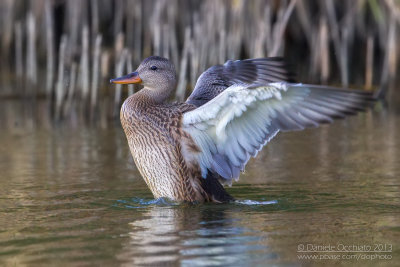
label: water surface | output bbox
[0,101,399,266]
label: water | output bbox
[0,101,399,266]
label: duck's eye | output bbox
[150,66,158,71]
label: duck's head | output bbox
[110,56,177,97]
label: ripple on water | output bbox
[117,196,278,207]
[115,197,178,209]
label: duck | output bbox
[110,56,374,203]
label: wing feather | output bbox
[183,83,374,183]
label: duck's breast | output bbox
[120,101,202,201]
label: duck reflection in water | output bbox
[117,202,276,265]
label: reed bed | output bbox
[0,0,398,123]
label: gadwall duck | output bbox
[111,56,373,203]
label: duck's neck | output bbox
[136,86,172,104]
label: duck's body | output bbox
[120,89,233,202]
[111,56,374,203]
[120,92,206,202]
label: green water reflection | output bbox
[0,101,399,266]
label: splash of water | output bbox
[235,199,278,205]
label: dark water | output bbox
[0,101,399,266]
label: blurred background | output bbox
[1,1,400,266]
[0,0,399,126]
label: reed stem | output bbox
[45,0,54,96]
[55,35,67,120]
[14,22,23,78]
[91,34,102,115]
[26,12,37,86]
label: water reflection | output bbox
[118,203,276,266]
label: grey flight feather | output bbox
[186,58,295,107]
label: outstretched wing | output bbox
[182,83,374,183]
[186,58,295,107]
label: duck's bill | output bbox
[110,71,142,84]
